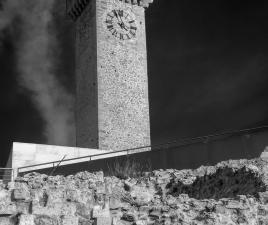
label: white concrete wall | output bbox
[11,142,109,169]
[10,142,150,176]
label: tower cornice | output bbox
[66,0,153,21]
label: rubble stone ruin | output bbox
[0,151,268,224]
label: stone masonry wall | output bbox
[96,0,151,150]
[75,0,151,150]
[1,154,268,224]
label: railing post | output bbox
[202,137,211,166]
[12,168,18,182]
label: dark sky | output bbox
[0,0,268,166]
[147,0,268,143]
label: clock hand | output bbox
[113,10,121,23]
[117,13,125,24]
[117,22,124,29]
[124,23,130,29]
[113,10,129,31]
[121,23,129,31]
[113,10,125,26]
[113,10,118,18]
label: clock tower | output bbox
[67,0,153,151]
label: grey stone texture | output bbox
[1,150,268,224]
[261,146,268,162]
[75,0,151,150]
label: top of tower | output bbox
[66,0,154,21]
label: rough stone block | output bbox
[109,197,122,210]
[122,212,137,222]
[0,217,15,225]
[111,218,127,225]
[0,190,11,202]
[30,189,45,203]
[0,203,17,215]
[78,217,94,225]
[95,171,104,182]
[18,215,34,225]
[65,189,79,202]
[15,201,31,214]
[260,148,268,162]
[95,217,111,225]
[13,187,30,201]
[0,180,5,190]
[134,221,147,225]
[258,205,268,217]
[32,202,76,216]
[46,188,66,204]
[258,217,268,225]
[95,182,106,194]
[66,188,95,205]
[34,215,59,225]
[60,216,79,225]
[259,191,268,204]
[76,203,92,219]
[7,182,15,190]
[92,206,110,218]
[130,186,153,206]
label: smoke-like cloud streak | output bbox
[0,0,75,146]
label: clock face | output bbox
[105,9,137,40]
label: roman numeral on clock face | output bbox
[130,30,136,36]
[107,13,114,19]
[118,10,123,17]
[112,30,118,36]
[107,25,113,31]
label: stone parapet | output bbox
[67,0,154,21]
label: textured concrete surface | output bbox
[1,153,268,224]
[75,0,151,151]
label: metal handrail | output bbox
[49,155,66,176]
[17,125,268,171]
[18,147,143,169]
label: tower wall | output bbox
[75,0,151,150]
[76,0,99,148]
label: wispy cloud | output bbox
[0,0,75,145]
